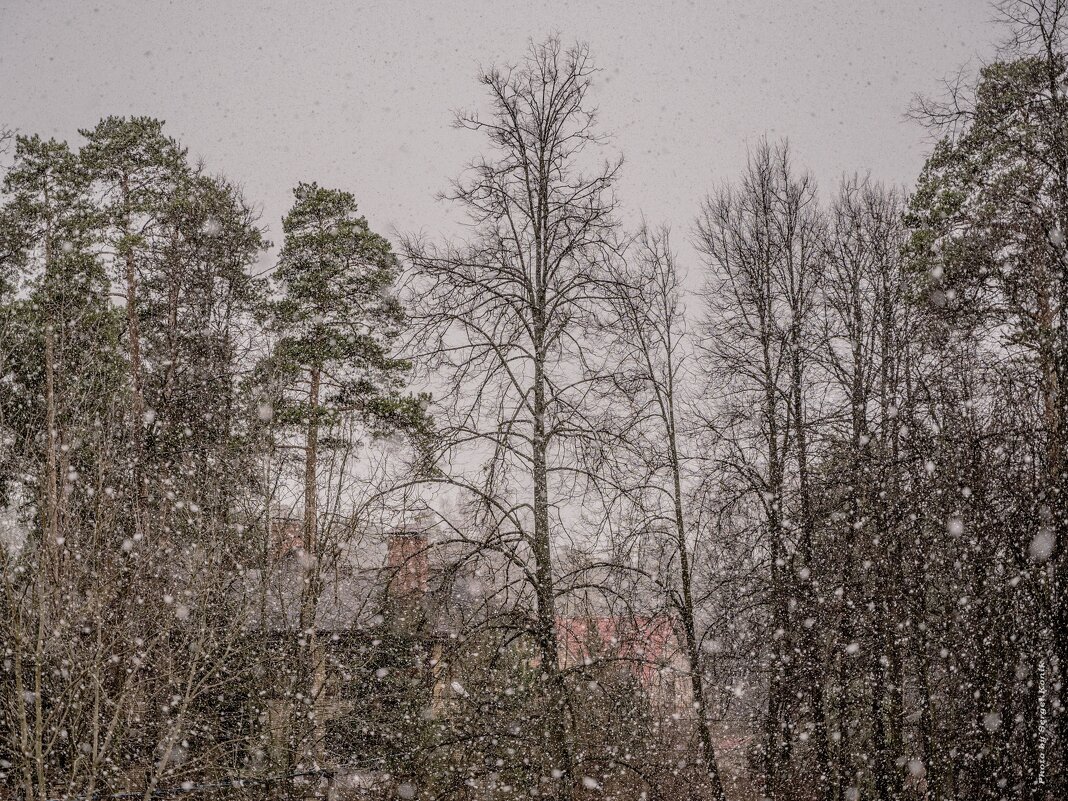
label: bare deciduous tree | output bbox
[696,139,830,801]
[602,224,728,800]
[405,36,621,800]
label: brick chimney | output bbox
[386,529,429,597]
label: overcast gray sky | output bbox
[2,0,995,262]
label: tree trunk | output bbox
[300,366,327,785]
[532,348,574,801]
[667,397,728,801]
[789,338,830,798]
[121,175,147,543]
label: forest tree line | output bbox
[1,1,1067,800]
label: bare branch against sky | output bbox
[1,1,993,254]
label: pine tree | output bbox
[261,181,425,778]
[0,134,123,801]
[79,116,188,542]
